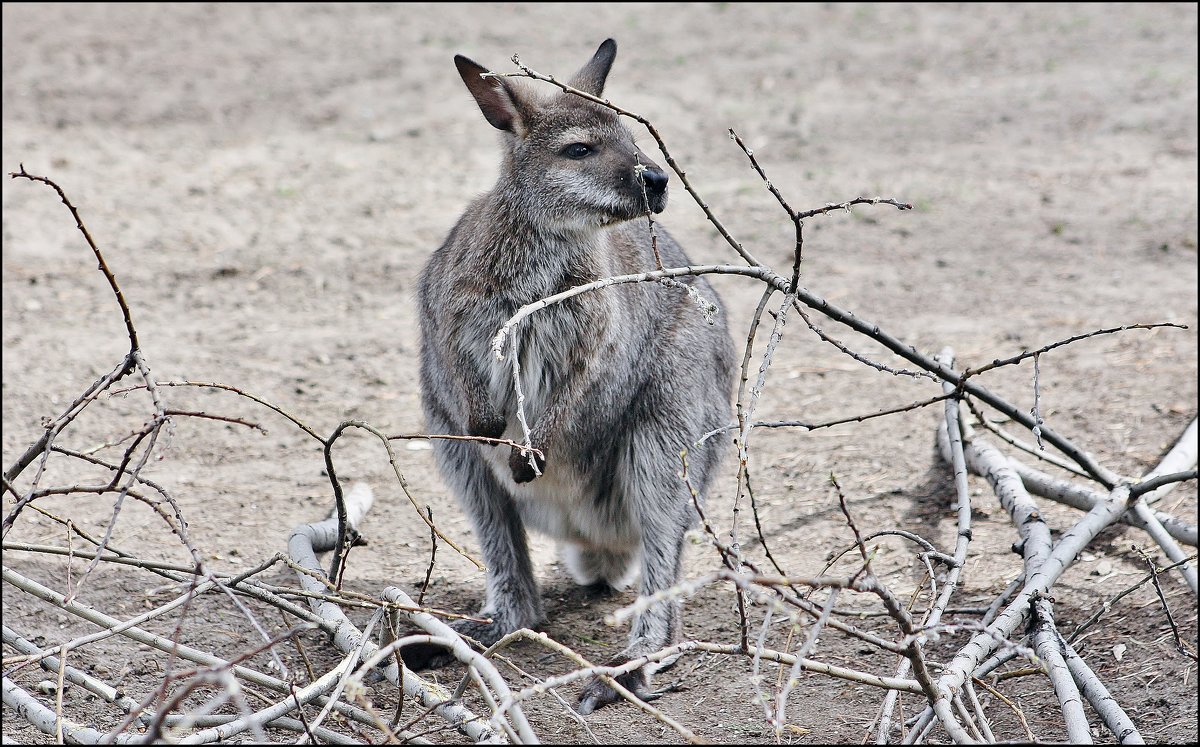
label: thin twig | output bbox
[418,506,438,607]
[1132,546,1198,660]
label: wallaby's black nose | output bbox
[641,168,669,196]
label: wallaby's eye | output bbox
[563,143,594,159]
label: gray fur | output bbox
[415,39,735,712]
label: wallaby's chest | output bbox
[477,300,588,418]
[449,247,611,418]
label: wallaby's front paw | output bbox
[509,448,546,483]
[577,664,656,715]
[468,412,508,441]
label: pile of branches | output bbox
[3,50,1196,745]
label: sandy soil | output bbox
[3,3,1197,743]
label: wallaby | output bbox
[409,38,735,713]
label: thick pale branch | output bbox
[285,486,500,743]
[1134,418,1197,505]
[1007,459,1197,547]
[1032,600,1091,744]
[1128,501,1198,594]
[933,484,1132,710]
[0,566,382,733]
[1060,636,1144,743]
[3,677,122,744]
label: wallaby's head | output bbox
[454,39,669,231]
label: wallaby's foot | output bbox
[397,637,455,670]
[582,580,620,598]
[577,660,657,715]
[396,617,501,671]
[509,448,546,483]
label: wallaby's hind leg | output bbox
[563,543,638,591]
[577,421,717,714]
[400,434,543,669]
[576,509,686,713]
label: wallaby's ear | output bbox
[454,54,528,134]
[568,38,617,97]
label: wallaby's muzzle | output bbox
[641,167,668,214]
[638,166,669,214]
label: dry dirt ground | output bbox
[2,3,1197,744]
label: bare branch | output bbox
[9,167,139,350]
